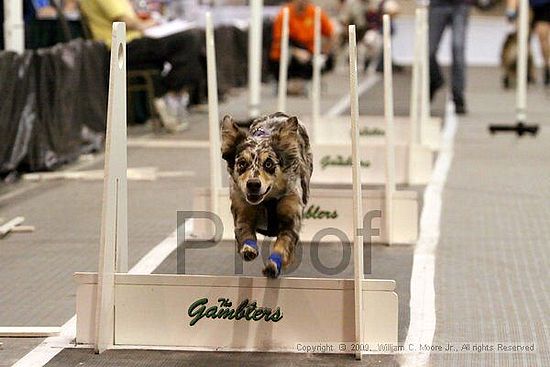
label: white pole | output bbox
[517,0,528,123]
[277,7,289,112]
[312,6,322,128]
[95,22,128,353]
[206,12,222,235]
[248,0,263,118]
[383,15,395,246]
[409,9,421,146]
[348,25,364,361]
[408,8,421,185]
[420,7,429,145]
[3,0,25,53]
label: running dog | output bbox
[221,112,313,278]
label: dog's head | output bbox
[221,114,301,205]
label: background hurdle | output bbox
[190,12,418,245]
[297,8,438,186]
[78,20,397,356]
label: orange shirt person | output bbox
[269,0,335,83]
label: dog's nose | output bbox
[246,179,261,193]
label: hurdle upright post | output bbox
[206,12,222,234]
[408,9,422,185]
[516,0,528,124]
[311,6,322,130]
[95,22,129,353]
[419,7,429,146]
[248,0,264,118]
[383,15,395,246]
[277,7,289,112]
[3,0,25,53]
[348,25,364,361]
[409,9,421,146]
[487,0,538,135]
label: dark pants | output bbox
[269,53,334,80]
[127,30,202,98]
[429,3,470,103]
[269,39,334,80]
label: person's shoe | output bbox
[154,96,188,133]
[544,66,550,86]
[454,97,467,115]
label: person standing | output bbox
[428,0,471,114]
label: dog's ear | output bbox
[277,116,299,137]
[272,116,300,147]
[271,116,301,169]
[221,115,247,167]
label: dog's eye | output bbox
[264,158,274,170]
[237,160,248,170]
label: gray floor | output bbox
[429,68,550,366]
[0,61,424,366]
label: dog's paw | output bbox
[262,253,283,279]
[240,239,258,262]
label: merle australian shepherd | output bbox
[221,112,313,278]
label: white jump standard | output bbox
[76,21,397,356]
[488,0,539,136]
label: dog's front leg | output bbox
[262,193,302,278]
[232,197,259,262]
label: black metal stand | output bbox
[488,122,539,136]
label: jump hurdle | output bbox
[75,21,398,357]
[191,12,418,245]
[292,7,440,186]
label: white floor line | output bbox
[324,73,381,117]
[400,100,458,367]
[11,74,380,367]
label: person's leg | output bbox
[152,30,203,97]
[126,37,166,96]
[450,4,470,112]
[533,20,550,85]
[429,5,452,100]
[127,36,192,131]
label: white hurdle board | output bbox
[75,273,397,352]
[79,20,398,357]
[298,8,440,186]
[192,187,418,245]
[308,115,442,151]
[307,139,432,186]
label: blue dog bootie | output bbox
[241,239,258,261]
[263,252,283,278]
